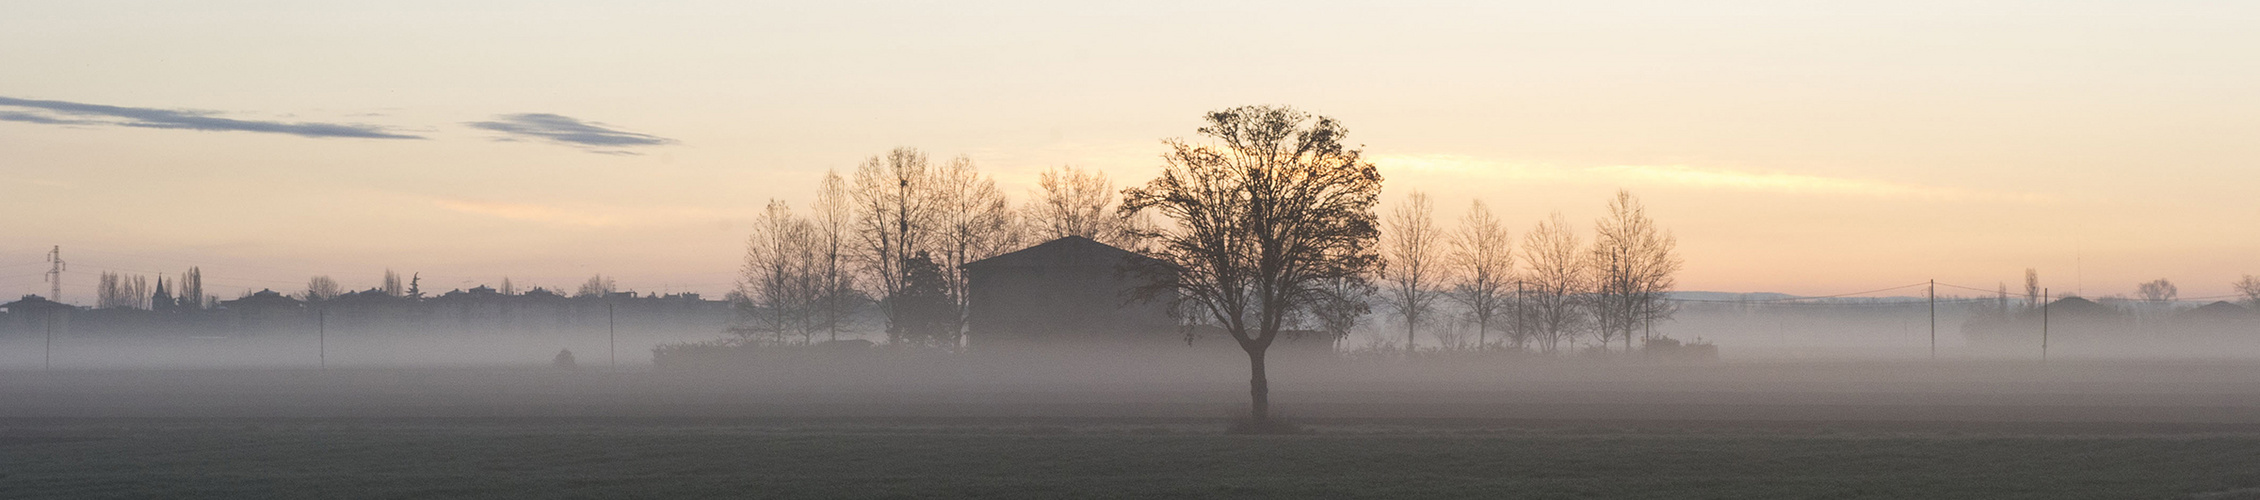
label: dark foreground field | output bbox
[7,419,2260,499]
[11,361,2260,499]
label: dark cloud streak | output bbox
[0,96,422,139]
[0,111,101,125]
[467,113,676,153]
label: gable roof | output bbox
[961,236,1165,270]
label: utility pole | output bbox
[1929,279,1937,360]
[2041,288,2050,362]
[44,246,65,302]
[607,302,617,370]
[318,306,327,370]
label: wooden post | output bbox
[1929,279,1937,359]
[2041,288,2050,362]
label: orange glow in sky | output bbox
[4,1,2256,301]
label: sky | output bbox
[3,0,2257,302]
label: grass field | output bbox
[7,419,2260,499]
[11,362,2260,498]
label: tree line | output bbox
[92,268,207,311]
[1366,189,1682,355]
[737,105,1686,427]
[734,150,1152,348]
[87,265,647,312]
[737,124,1682,362]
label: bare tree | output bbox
[97,273,154,310]
[1382,191,1446,351]
[2235,275,2260,309]
[100,272,124,309]
[737,199,822,344]
[97,272,126,309]
[1996,282,2011,316]
[852,147,940,339]
[499,277,517,295]
[812,169,862,342]
[2137,278,2179,324]
[383,269,405,297]
[575,275,616,298]
[1589,190,1680,351]
[178,267,205,310]
[129,275,148,309]
[2024,269,2041,310]
[1521,212,1588,354]
[1447,200,1512,349]
[2137,278,2178,303]
[1306,274,1375,350]
[1028,165,1137,246]
[1120,105,1383,428]
[933,155,1019,345]
[302,276,343,302]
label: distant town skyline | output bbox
[6,1,2259,301]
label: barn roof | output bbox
[962,236,1165,270]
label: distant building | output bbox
[0,295,74,333]
[0,284,731,346]
[2168,301,2255,337]
[221,289,304,334]
[961,236,1179,351]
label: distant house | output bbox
[221,289,304,334]
[0,295,74,334]
[2170,301,2256,337]
[961,236,1179,351]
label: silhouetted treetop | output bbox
[1120,104,1383,426]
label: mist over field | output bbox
[14,293,2260,372]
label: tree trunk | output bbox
[1246,347,1269,424]
[1477,317,1487,350]
[1405,317,1416,352]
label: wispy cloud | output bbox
[1379,154,1563,180]
[0,111,100,126]
[466,113,676,154]
[1582,166,2043,201]
[0,96,423,139]
[1374,154,2045,202]
[1589,165,2045,202]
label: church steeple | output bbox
[152,276,176,312]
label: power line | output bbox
[1669,297,1999,308]
[1938,280,2250,303]
[1933,282,2006,294]
[1665,282,1931,305]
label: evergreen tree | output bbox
[886,251,957,349]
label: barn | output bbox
[960,236,1180,351]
